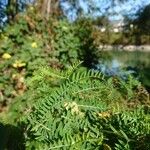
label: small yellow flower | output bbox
[12,60,26,68]
[2,53,11,59]
[98,111,111,118]
[30,6,34,11]
[31,42,37,48]
[64,102,80,115]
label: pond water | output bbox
[95,51,150,90]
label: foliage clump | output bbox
[0,10,98,107]
[19,63,150,149]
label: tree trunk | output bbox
[41,0,60,19]
[7,0,18,22]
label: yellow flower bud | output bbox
[12,60,26,68]
[31,42,37,48]
[2,53,11,59]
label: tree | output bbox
[7,0,18,21]
[0,1,6,26]
[0,0,29,24]
[124,4,150,45]
[36,0,61,18]
[0,0,133,25]
[135,4,150,36]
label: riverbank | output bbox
[99,45,150,52]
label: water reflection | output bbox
[95,51,150,89]
[95,59,138,80]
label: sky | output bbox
[109,0,150,20]
[62,0,150,21]
[1,0,150,21]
